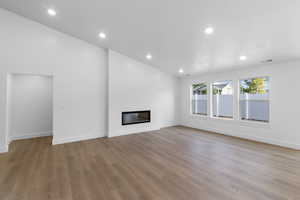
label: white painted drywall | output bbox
[3,5,298,152]
[8,74,53,140]
[0,8,108,151]
[179,60,300,149]
[108,50,179,137]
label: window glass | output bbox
[212,81,233,118]
[240,77,269,122]
[191,83,207,115]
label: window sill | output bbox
[189,114,271,129]
[190,114,209,118]
[211,116,234,121]
[237,119,271,129]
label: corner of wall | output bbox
[52,130,106,145]
[0,143,9,154]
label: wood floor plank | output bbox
[1,126,300,200]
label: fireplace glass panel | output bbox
[122,110,151,125]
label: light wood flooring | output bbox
[1,126,300,200]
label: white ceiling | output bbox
[1,0,300,76]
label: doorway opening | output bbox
[7,74,53,146]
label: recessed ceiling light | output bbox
[47,9,57,16]
[98,32,106,39]
[146,53,152,60]
[179,68,184,73]
[240,56,247,61]
[204,27,214,35]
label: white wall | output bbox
[4,5,298,152]
[8,74,53,140]
[0,8,180,153]
[0,8,108,152]
[108,50,179,137]
[180,60,300,149]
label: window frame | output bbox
[238,76,270,124]
[211,80,234,120]
[188,76,271,127]
[190,82,209,117]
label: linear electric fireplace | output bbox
[122,110,151,125]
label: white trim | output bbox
[210,116,234,121]
[161,122,179,129]
[190,113,209,118]
[161,124,180,129]
[5,74,12,154]
[10,131,52,141]
[190,82,209,116]
[108,127,160,138]
[184,124,300,150]
[238,76,270,123]
[52,131,106,145]
[238,118,270,127]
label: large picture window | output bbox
[239,77,269,122]
[191,83,208,115]
[212,80,233,118]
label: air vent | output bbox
[261,59,273,63]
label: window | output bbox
[212,80,233,119]
[239,77,269,122]
[191,83,208,115]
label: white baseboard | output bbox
[10,131,52,141]
[182,124,300,150]
[107,123,179,138]
[161,123,180,129]
[108,126,160,138]
[52,131,106,145]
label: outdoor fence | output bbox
[213,95,233,118]
[192,95,207,115]
[192,94,269,121]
